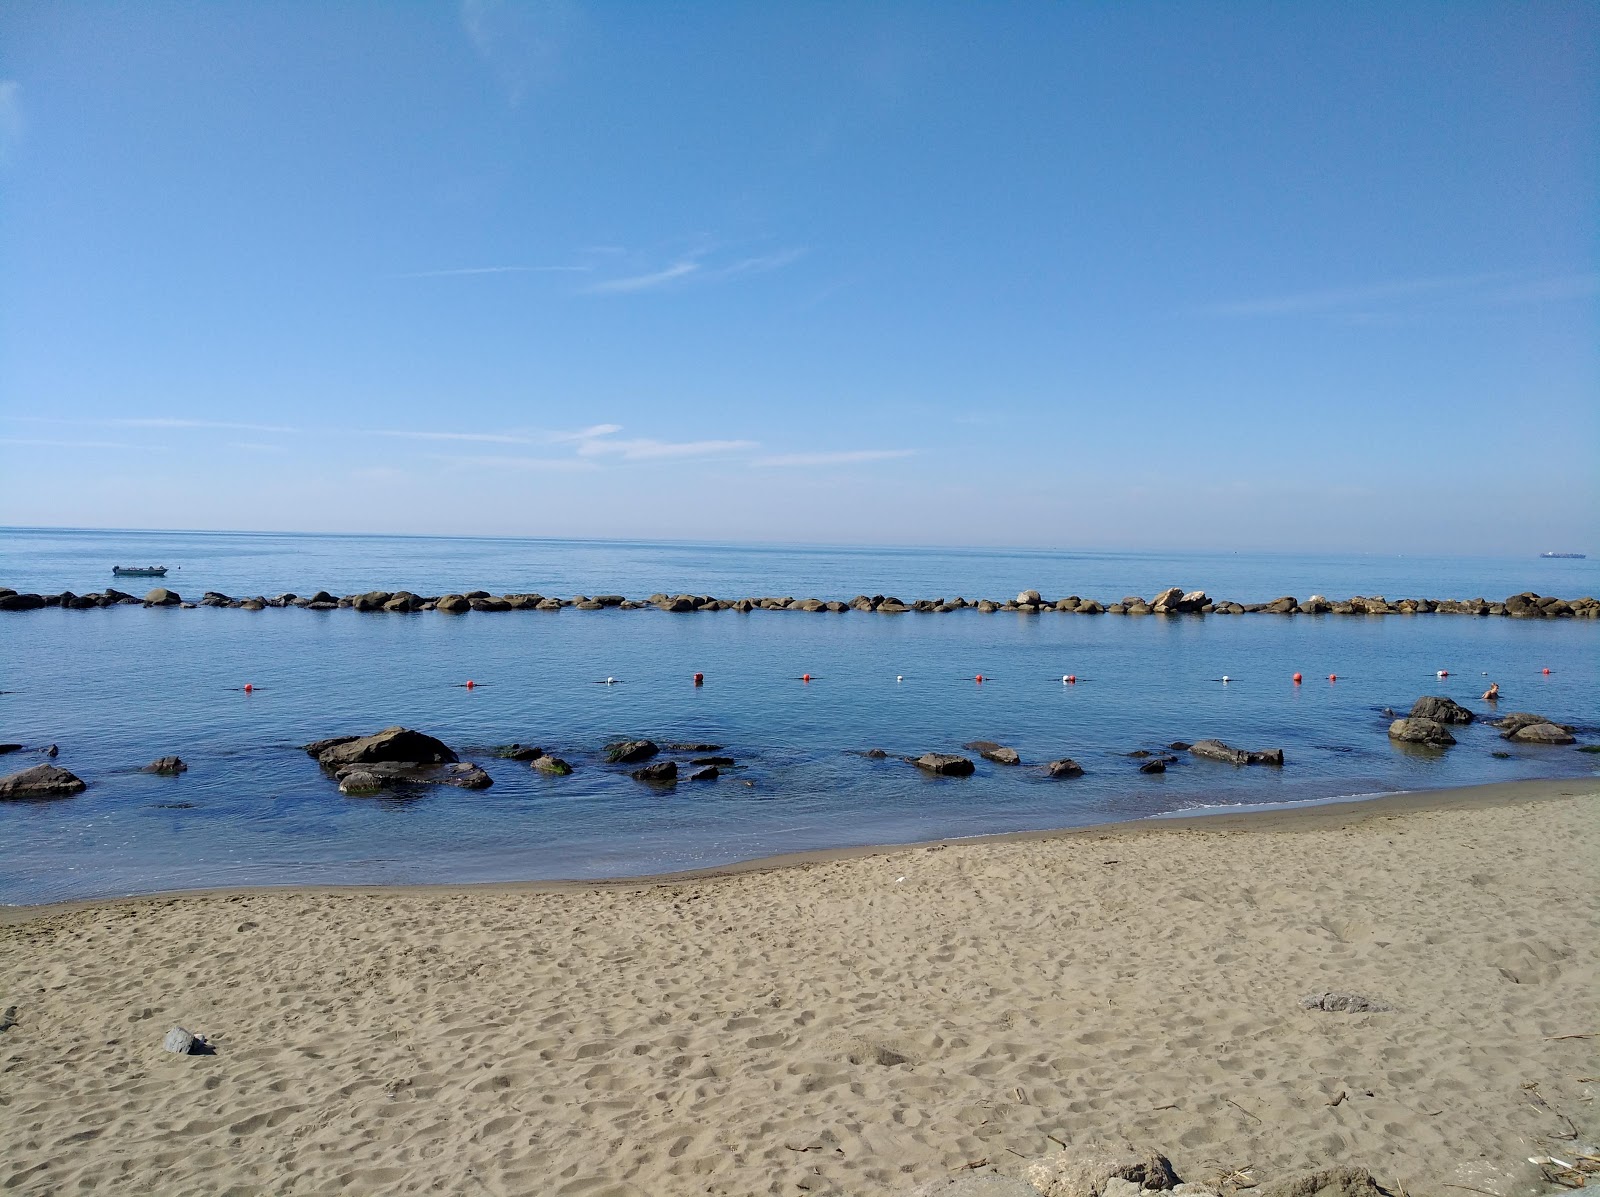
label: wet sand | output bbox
[2,779,1596,1195]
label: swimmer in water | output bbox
[1481,681,1499,702]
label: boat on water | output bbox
[1539,552,1586,559]
[112,565,169,576]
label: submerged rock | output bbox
[688,766,720,782]
[1045,758,1084,778]
[495,744,544,761]
[0,763,87,800]
[142,756,188,775]
[334,761,491,791]
[530,755,573,776]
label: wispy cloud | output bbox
[575,432,759,461]
[394,265,590,279]
[550,423,624,442]
[227,442,288,453]
[0,81,21,164]
[6,415,299,435]
[585,246,806,295]
[752,449,916,468]
[587,261,702,294]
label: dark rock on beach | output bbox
[604,739,659,764]
[1408,695,1474,725]
[142,756,188,775]
[0,763,87,800]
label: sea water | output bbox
[1,528,1595,904]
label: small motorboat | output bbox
[112,565,169,577]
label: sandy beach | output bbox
[2,779,1595,1196]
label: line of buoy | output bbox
[1437,670,1449,678]
[974,674,984,683]
[800,674,811,682]
[1542,667,1552,675]
[1293,672,1302,684]
[693,672,704,686]
[242,683,254,692]
[1327,674,1337,682]
[1062,674,1076,684]
[594,677,620,685]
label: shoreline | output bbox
[2,776,1593,1194]
[4,774,1589,923]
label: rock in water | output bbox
[631,761,678,784]
[915,753,975,776]
[1045,758,1084,778]
[1300,991,1394,1013]
[495,744,543,761]
[1496,710,1575,735]
[1507,721,1576,744]
[530,755,573,776]
[688,766,719,781]
[142,756,188,774]
[1189,739,1285,767]
[143,588,182,606]
[0,763,87,800]
[1387,717,1455,746]
[337,770,384,795]
[604,739,659,764]
[964,741,1020,765]
[1408,695,1475,725]
[1138,759,1167,773]
[307,727,457,766]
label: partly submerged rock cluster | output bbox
[3,584,1596,618]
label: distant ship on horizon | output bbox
[1539,551,1586,559]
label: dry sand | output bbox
[2,779,1596,1196]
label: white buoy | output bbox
[605,677,616,685]
[1062,675,1069,684]
[896,675,903,682]
[1221,675,1231,683]
[1436,670,1447,679]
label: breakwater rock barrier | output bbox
[0,584,1596,618]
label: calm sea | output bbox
[1,528,1595,905]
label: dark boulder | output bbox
[530,755,573,776]
[688,766,719,781]
[307,727,457,767]
[0,763,87,800]
[1408,695,1474,725]
[1045,758,1084,778]
[0,592,43,611]
[1496,711,1575,735]
[863,748,888,759]
[1138,759,1168,773]
[435,594,470,614]
[691,755,735,767]
[1387,717,1455,746]
[143,588,182,606]
[915,753,975,776]
[631,761,678,784]
[142,756,188,775]
[604,739,659,764]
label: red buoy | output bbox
[801,673,811,682]
[975,673,984,683]
[465,680,475,689]
[1292,672,1303,684]
[1327,674,1337,682]
[1067,674,1076,684]
[1542,667,1551,675]
[693,672,704,686]
[243,683,253,693]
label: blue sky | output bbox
[1,1,1595,552]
